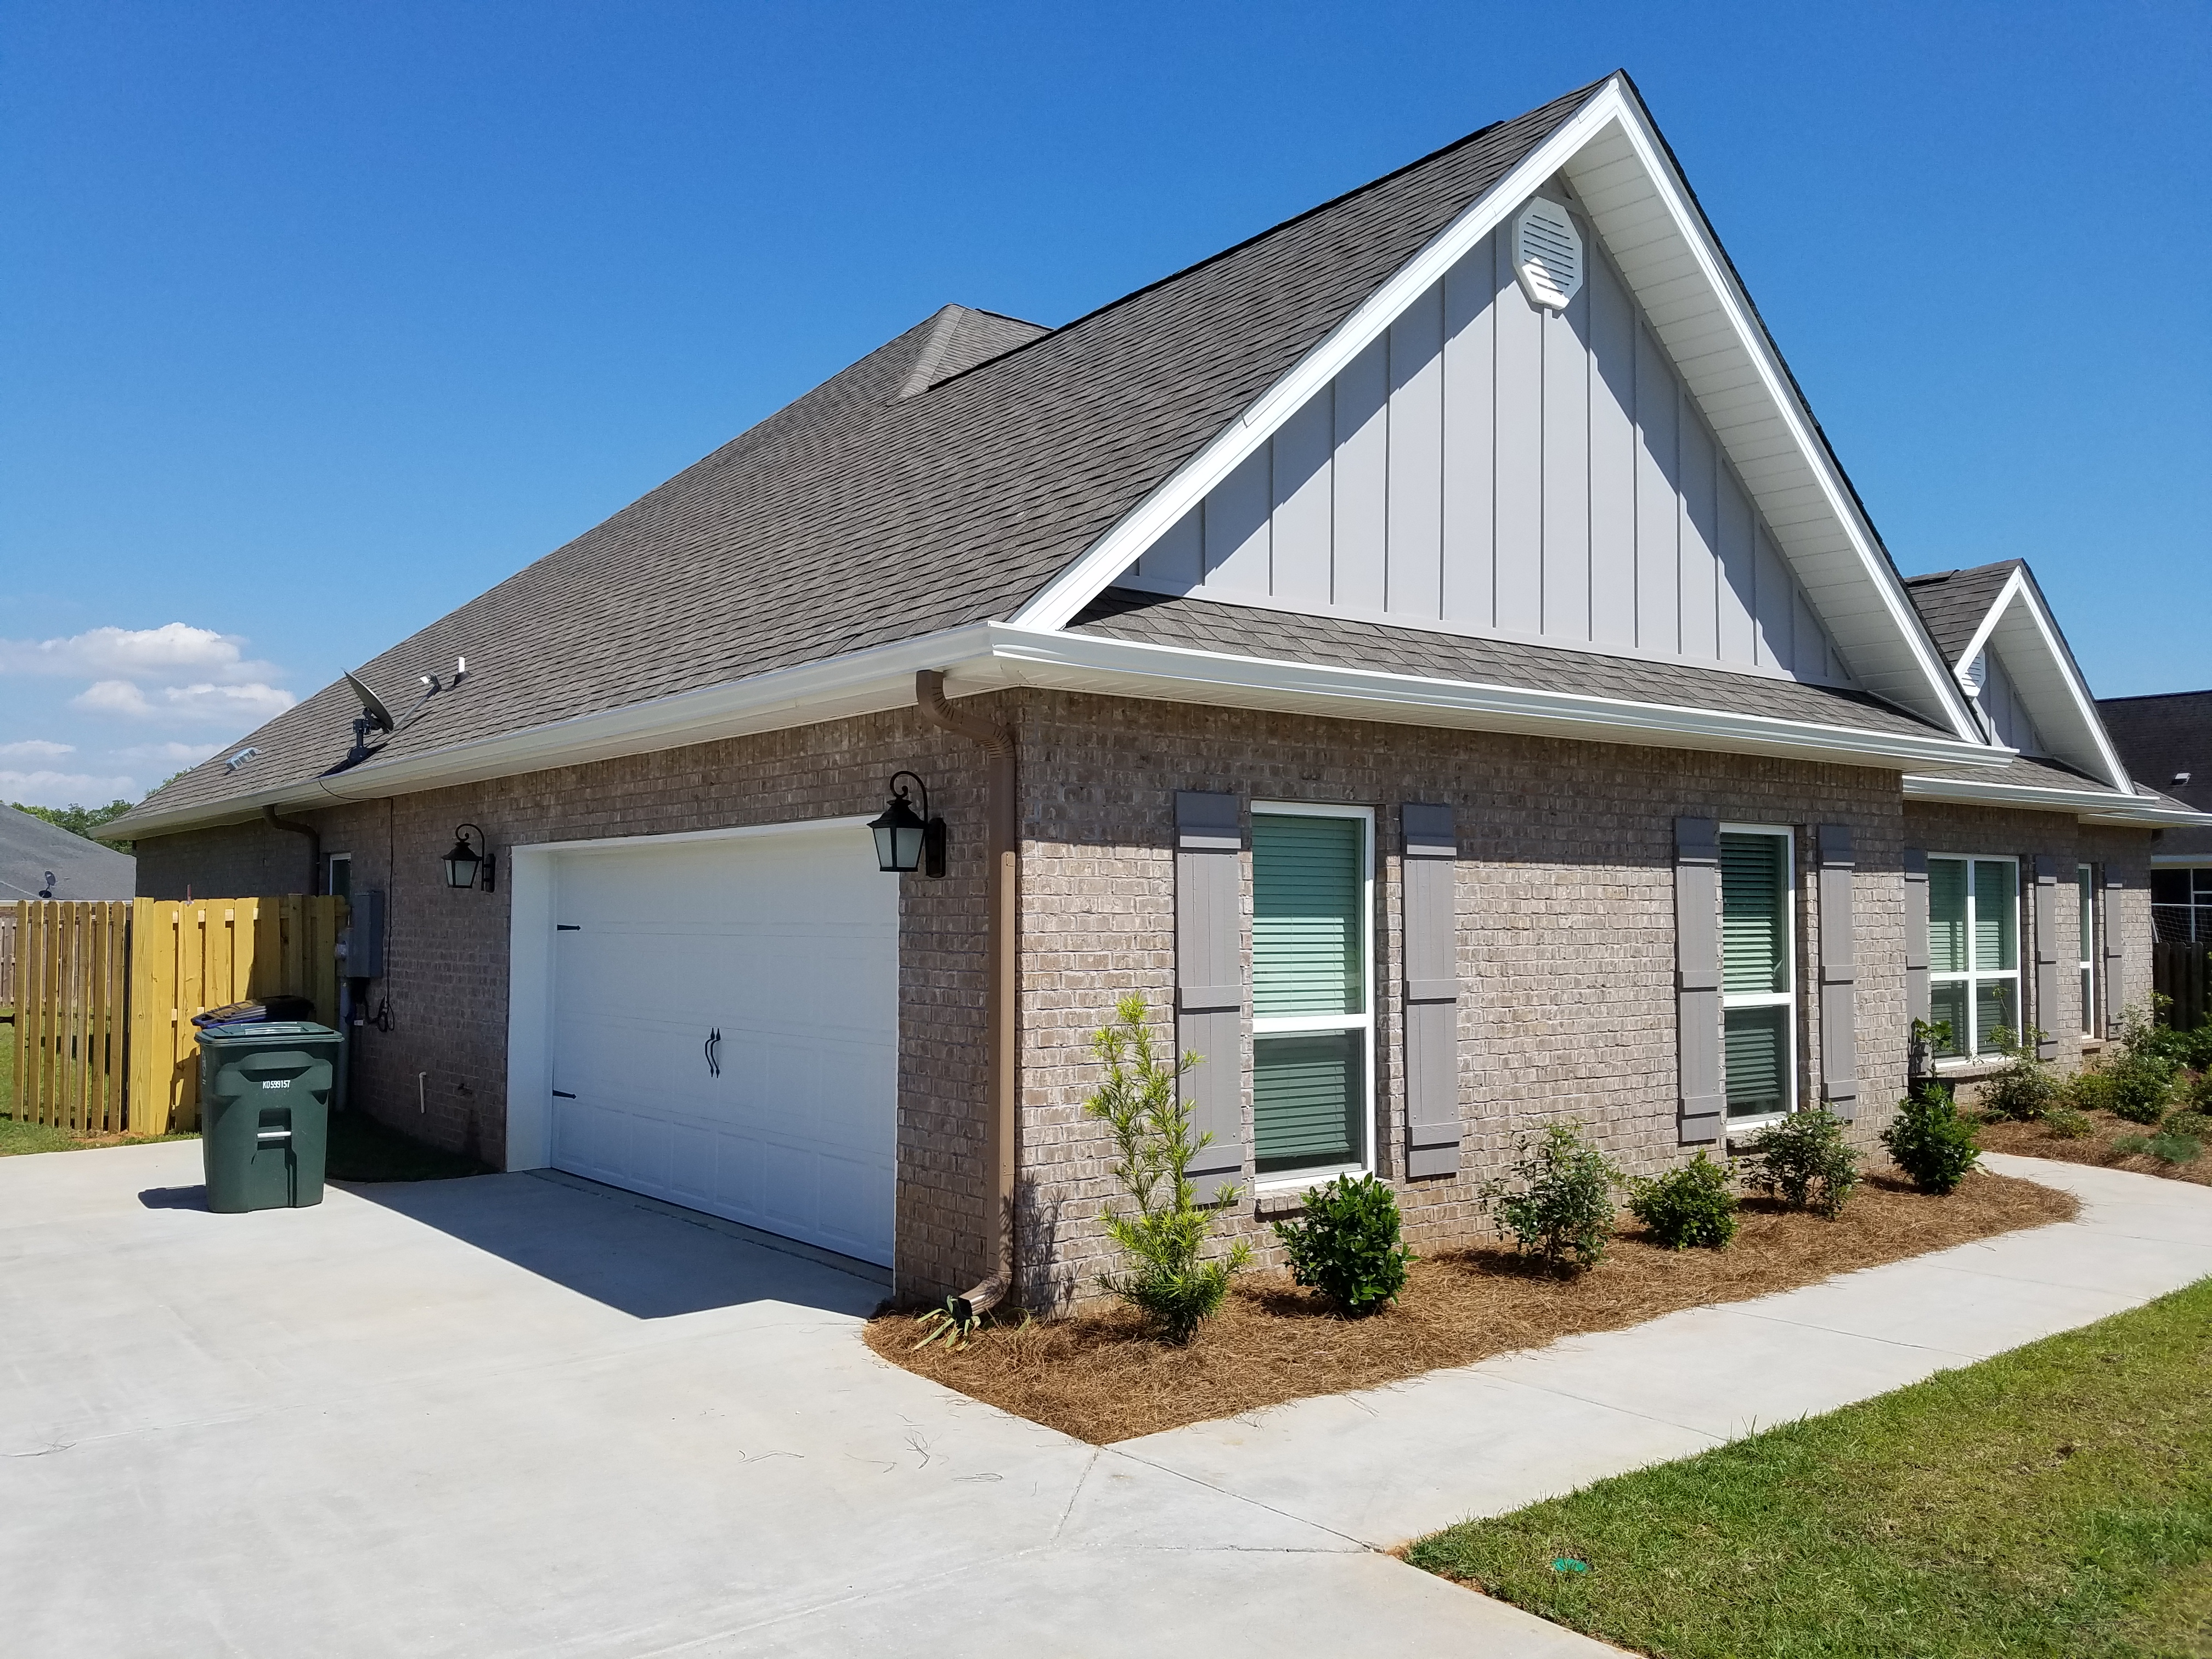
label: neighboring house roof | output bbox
[2098,689,2212,856]
[1899,560,2133,793]
[0,806,137,901]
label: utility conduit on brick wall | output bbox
[914,668,1018,1318]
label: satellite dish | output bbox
[343,670,397,734]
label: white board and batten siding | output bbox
[1971,648,2047,757]
[543,823,898,1268]
[1124,199,1854,688]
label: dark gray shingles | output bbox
[120,81,1607,831]
[1070,588,1948,741]
[2099,691,2212,847]
[1,806,136,900]
[1902,561,2021,664]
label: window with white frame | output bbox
[2151,868,2212,942]
[326,852,352,900]
[1720,826,1795,1120]
[1249,805,1373,1181]
[1927,855,2019,1058]
[2077,864,2096,1037]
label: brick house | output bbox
[109,74,2206,1314]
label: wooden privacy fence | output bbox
[1,904,17,1008]
[10,896,347,1136]
[2155,940,2210,1034]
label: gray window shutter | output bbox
[1400,803,1460,1178]
[1175,790,1246,1184]
[2032,855,2061,1059]
[1903,849,1931,1026]
[1674,816,1724,1145]
[1817,825,1858,1120]
[2102,865,2126,1039]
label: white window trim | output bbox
[1719,823,1797,1130]
[326,851,352,896]
[1927,853,2022,1063]
[1249,800,1375,1192]
[2078,863,2096,1039]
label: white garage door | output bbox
[548,825,898,1266]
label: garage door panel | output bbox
[547,825,897,1268]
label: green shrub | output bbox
[1483,1122,1620,1273]
[1742,1107,1860,1218]
[2114,1130,2202,1167]
[2084,1004,2185,1124]
[1880,1084,1982,1195]
[1273,1173,1415,1315]
[1626,1153,1739,1250]
[1977,1026,2059,1121]
[2185,1069,2212,1113]
[2164,1109,2212,1141]
[1082,993,1250,1342]
[2042,1106,2094,1140]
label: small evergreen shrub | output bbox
[1082,993,1251,1342]
[1978,1026,2059,1121]
[1273,1173,1415,1316]
[1742,1107,1860,1218]
[2114,1130,2202,1167]
[1880,1083,1982,1195]
[1626,1153,1739,1250]
[2164,1109,2212,1142]
[1483,1122,1620,1274]
[2042,1106,2094,1140]
[2186,1069,2212,1113]
[2087,1004,2185,1124]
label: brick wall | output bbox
[1013,690,1910,1313]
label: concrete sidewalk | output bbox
[4,1145,2203,1657]
[1118,1154,2212,1547]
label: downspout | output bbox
[263,805,322,896]
[913,669,1017,1321]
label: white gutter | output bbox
[1901,773,2212,828]
[112,617,2013,843]
[984,624,2006,772]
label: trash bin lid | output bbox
[196,1020,338,1044]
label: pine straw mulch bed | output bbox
[1978,1109,2211,1188]
[865,1167,2075,1444]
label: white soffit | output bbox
[1013,76,1980,744]
[1950,567,2131,791]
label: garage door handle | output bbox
[551,1090,575,1099]
[705,1028,722,1079]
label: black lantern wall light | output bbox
[870,772,945,877]
[442,823,496,892]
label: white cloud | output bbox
[0,738,75,758]
[114,740,223,764]
[0,623,282,685]
[1,768,138,808]
[72,679,296,726]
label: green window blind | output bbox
[1720,832,1788,995]
[1253,1031,1363,1173]
[1251,815,1363,1017]
[1724,1005,1789,1117]
[1973,860,2017,972]
[1928,858,1968,973]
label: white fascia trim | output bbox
[1949,567,2131,792]
[1009,81,1624,636]
[1902,773,2211,827]
[112,622,1005,839]
[2151,852,2212,866]
[1010,75,1983,748]
[989,623,2005,771]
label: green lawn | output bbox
[1407,1278,2212,1659]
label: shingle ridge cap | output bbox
[2098,687,2212,704]
[921,75,1614,402]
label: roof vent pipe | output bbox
[912,669,1017,1322]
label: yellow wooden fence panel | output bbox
[8,901,129,1134]
[123,895,346,1134]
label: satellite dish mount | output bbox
[342,670,398,766]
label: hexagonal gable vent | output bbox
[1513,197,1583,311]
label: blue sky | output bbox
[3,1,2207,808]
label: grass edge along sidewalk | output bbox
[1406,1276,2212,1659]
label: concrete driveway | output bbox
[1,1142,1601,1658]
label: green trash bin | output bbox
[196,1022,340,1212]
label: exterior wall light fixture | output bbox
[870,771,945,877]
[443,823,495,892]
